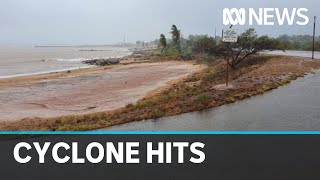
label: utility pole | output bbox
[123,33,126,46]
[215,27,217,41]
[225,25,234,86]
[312,16,316,59]
[226,43,230,86]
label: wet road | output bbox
[265,50,320,59]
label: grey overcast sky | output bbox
[0,0,320,45]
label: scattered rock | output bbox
[82,58,121,66]
[82,48,154,66]
[87,106,97,110]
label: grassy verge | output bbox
[2,54,320,131]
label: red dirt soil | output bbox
[0,61,201,121]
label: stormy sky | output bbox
[0,0,319,46]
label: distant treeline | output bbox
[276,35,320,51]
[149,34,320,52]
[155,26,320,69]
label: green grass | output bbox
[134,101,156,109]
[195,93,213,104]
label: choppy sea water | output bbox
[0,46,132,78]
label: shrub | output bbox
[125,103,134,108]
[134,101,155,109]
[195,93,213,104]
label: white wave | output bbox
[0,66,94,79]
[55,58,87,62]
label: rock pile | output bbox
[82,58,121,66]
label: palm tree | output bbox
[159,34,167,54]
[171,24,181,53]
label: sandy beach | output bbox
[0,61,201,121]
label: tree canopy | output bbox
[187,35,216,53]
[215,28,280,69]
[157,27,306,68]
[170,25,181,52]
[159,34,167,54]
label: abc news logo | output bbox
[223,8,309,26]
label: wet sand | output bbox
[0,61,201,121]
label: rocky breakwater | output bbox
[82,57,122,66]
[82,48,155,66]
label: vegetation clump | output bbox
[195,93,213,105]
[158,26,282,70]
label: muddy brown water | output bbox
[0,46,132,78]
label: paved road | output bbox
[265,50,320,59]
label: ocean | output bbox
[0,46,132,78]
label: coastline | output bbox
[1,52,320,131]
[0,48,155,87]
[0,46,136,79]
[0,48,145,82]
[0,63,115,88]
[0,58,202,122]
[0,46,159,87]
[0,66,94,79]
